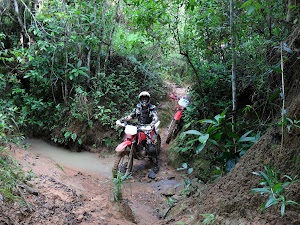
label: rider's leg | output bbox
[146,130,159,175]
[148,143,159,174]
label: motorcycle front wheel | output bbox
[113,150,133,178]
[166,119,178,144]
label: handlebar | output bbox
[169,94,178,100]
[169,93,190,109]
[169,93,190,101]
[116,121,155,132]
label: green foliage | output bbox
[1,0,298,160]
[0,99,25,144]
[0,147,32,204]
[0,0,163,149]
[251,165,299,217]
[0,96,29,204]
[200,213,217,225]
[182,112,260,174]
[275,111,300,132]
[0,154,22,203]
[112,171,132,202]
[55,163,64,171]
[177,163,199,197]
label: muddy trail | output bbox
[3,83,191,225]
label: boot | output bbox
[147,144,159,178]
[148,170,156,179]
[153,164,159,174]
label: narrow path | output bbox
[10,82,189,224]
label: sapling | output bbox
[251,165,299,217]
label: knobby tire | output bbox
[112,150,133,178]
[166,119,178,144]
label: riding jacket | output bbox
[129,103,159,127]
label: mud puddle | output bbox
[24,135,185,224]
[25,139,115,178]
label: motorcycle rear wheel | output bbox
[166,119,178,144]
[113,150,133,178]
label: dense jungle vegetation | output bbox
[1,0,300,216]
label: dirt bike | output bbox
[113,121,161,178]
[166,94,190,144]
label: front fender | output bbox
[116,141,132,152]
[174,111,182,120]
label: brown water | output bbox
[26,139,115,178]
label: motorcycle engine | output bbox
[137,144,147,158]
[139,148,146,157]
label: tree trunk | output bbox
[64,51,68,106]
[170,6,203,94]
[286,0,296,22]
[87,47,91,75]
[14,0,26,45]
[266,0,272,39]
[31,0,37,15]
[230,0,237,134]
[87,0,98,76]
[280,42,285,152]
[104,0,121,74]
[97,0,106,74]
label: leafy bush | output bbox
[0,99,29,205]
[251,165,299,217]
[178,112,260,180]
[0,0,164,149]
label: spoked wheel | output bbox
[166,119,178,144]
[113,150,133,178]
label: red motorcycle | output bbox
[166,94,190,144]
[113,121,161,178]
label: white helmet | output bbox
[139,91,150,107]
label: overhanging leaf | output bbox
[214,114,225,124]
[187,168,193,174]
[283,45,293,54]
[77,59,82,67]
[238,130,253,142]
[208,139,219,146]
[247,5,255,14]
[183,130,203,136]
[198,119,216,125]
[196,143,206,154]
[241,0,252,8]
[198,134,209,143]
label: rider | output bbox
[116,91,160,178]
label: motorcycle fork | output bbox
[127,138,137,166]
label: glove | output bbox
[116,120,122,128]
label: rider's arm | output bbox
[150,110,159,127]
[120,115,133,122]
[119,107,137,122]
